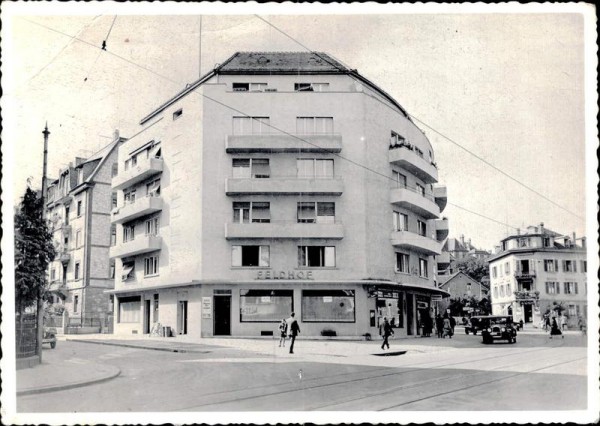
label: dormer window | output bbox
[295,83,329,92]
[77,168,84,184]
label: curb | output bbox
[17,366,121,396]
[67,338,210,354]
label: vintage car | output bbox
[42,326,57,349]
[465,316,487,335]
[481,316,517,344]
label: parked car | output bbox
[42,326,57,349]
[465,316,488,335]
[481,316,517,344]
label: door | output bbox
[406,294,414,335]
[144,299,151,334]
[214,296,231,336]
[178,301,188,335]
[524,304,533,323]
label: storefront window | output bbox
[118,296,141,323]
[376,291,403,328]
[301,290,355,322]
[240,290,293,322]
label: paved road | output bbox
[17,332,587,412]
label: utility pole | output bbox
[199,15,202,78]
[37,123,50,362]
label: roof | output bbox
[438,271,488,289]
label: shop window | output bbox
[301,290,355,322]
[239,289,293,322]
[119,296,141,323]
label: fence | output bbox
[65,314,114,334]
[16,313,38,359]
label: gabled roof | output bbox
[71,137,125,193]
[438,271,488,289]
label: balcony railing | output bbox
[390,187,440,219]
[388,145,438,184]
[112,158,163,190]
[225,133,343,153]
[433,185,447,213]
[225,176,344,196]
[390,230,442,256]
[225,221,344,240]
[513,290,540,305]
[514,271,537,279]
[109,234,162,258]
[112,195,163,224]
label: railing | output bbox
[16,313,38,359]
[66,314,114,333]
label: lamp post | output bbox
[37,123,50,362]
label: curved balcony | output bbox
[433,185,447,213]
[390,231,442,256]
[112,195,163,224]
[112,158,163,190]
[226,133,342,153]
[225,221,344,240]
[226,177,344,196]
[434,218,449,241]
[390,188,440,219]
[109,234,162,259]
[388,146,438,184]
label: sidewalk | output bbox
[17,359,120,396]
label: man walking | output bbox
[288,312,300,354]
[381,317,394,350]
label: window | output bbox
[564,282,578,295]
[77,168,83,184]
[302,290,355,322]
[173,108,183,120]
[518,238,530,248]
[581,260,587,272]
[419,258,428,278]
[74,262,81,280]
[73,295,79,313]
[77,201,82,216]
[118,296,141,323]
[232,116,270,134]
[109,260,115,279]
[505,262,510,274]
[124,225,135,242]
[500,285,505,297]
[110,225,117,247]
[50,268,56,281]
[111,192,118,209]
[146,178,161,197]
[64,206,70,225]
[239,289,293,322]
[153,294,159,323]
[294,83,329,92]
[415,183,425,197]
[545,281,560,294]
[544,259,558,272]
[233,202,271,223]
[492,266,497,278]
[417,220,427,237]
[131,154,138,167]
[232,158,270,179]
[568,304,577,316]
[75,230,82,248]
[392,171,407,188]
[507,284,511,294]
[121,261,135,281]
[233,82,268,92]
[396,253,409,273]
[390,131,406,148]
[297,159,334,178]
[296,117,334,134]
[124,188,136,205]
[111,163,118,177]
[563,260,576,273]
[144,255,159,276]
[493,287,498,298]
[145,216,160,235]
[297,202,335,224]
[232,245,270,267]
[298,246,336,268]
[393,212,408,232]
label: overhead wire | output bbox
[22,16,523,231]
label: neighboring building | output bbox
[438,271,489,300]
[436,235,491,276]
[45,133,125,325]
[108,51,449,339]
[488,223,587,327]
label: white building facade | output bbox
[109,52,449,338]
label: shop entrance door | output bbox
[143,299,151,334]
[178,300,188,335]
[406,294,414,335]
[214,296,231,336]
[524,304,533,322]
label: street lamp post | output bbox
[37,123,50,362]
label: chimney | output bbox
[581,237,586,248]
[468,238,472,248]
[572,232,576,243]
[516,228,520,235]
[113,129,120,140]
[460,234,465,245]
[540,222,544,234]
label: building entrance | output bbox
[524,304,533,322]
[143,299,151,334]
[406,293,414,335]
[177,300,188,335]
[214,296,231,336]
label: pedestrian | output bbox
[560,314,568,331]
[442,314,452,338]
[549,317,563,339]
[288,312,300,354]
[519,319,524,331]
[381,317,394,350]
[278,318,288,347]
[577,316,586,336]
[436,314,444,338]
[449,315,456,337]
[544,314,551,331]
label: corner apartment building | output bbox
[109,52,449,338]
[488,223,587,327]
[46,134,124,322]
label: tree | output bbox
[14,187,55,315]
[447,295,492,317]
[452,257,489,283]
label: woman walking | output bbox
[549,317,563,339]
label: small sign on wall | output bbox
[202,297,212,319]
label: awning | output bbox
[121,265,134,281]
[365,282,450,298]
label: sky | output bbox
[1,2,596,251]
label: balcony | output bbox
[112,158,163,190]
[225,221,344,240]
[225,133,343,153]
[112,195,163,224]
[388,146,438,184]
[109,234,162,258]
[390,188,440,219]
[433,185,447,213]
[514,271,537,280]
[434,218,449,241]
[390,231,442,256]
[59,251,71,265]
[226,177,344,196]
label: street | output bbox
[17,331,587,412]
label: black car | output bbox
[481,315,517,344]
[465,316,488,335]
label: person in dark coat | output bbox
[549,317,563,339]
[381,317,394,350]
[436,314,444,338]
[449,315,456,337]
[288,312,301,353]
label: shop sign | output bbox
[201,297,212,319]
[256,270,314,280]
[376,290,399,299]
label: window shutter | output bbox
[573,262,577,272]
[556,282,560,294]
[574,283,578,294]
[259,246,270,267]
[562,260,566,271]
[324,247,335,267]
[554,260,559,271]
[231,246,241,267]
